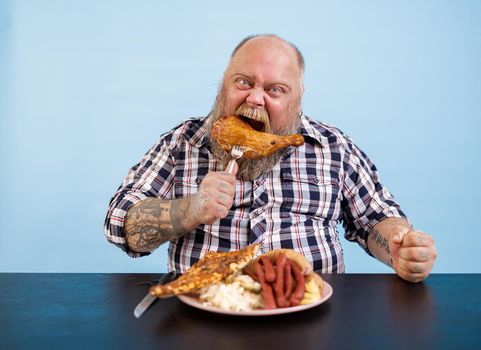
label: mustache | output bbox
[234,104,271,133]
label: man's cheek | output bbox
[225,98,243,115]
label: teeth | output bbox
[236,108,268,125]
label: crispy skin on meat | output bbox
[211,115,304,159]
[150,244,260,297]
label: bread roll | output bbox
[300,272,324,304]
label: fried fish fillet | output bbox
[150,244,260,298]
[211,115,304,159]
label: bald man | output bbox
[104,34,437,282]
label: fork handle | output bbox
[226,159,237,174]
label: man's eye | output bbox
[236,78,251,89]
[268,86,284,95]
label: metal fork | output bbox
[226,145,244,174]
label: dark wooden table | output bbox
[0,273,479,350]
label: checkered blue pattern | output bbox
[104,115,406,273]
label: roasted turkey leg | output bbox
[211,115,304,159]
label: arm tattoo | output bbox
[124,197,193,253]
[368,217,412,267]
[370,227,392,265]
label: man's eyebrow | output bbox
[266,81,291,88]
[231,72,292,90]
[231,72,252,80]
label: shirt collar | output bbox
[299,114,323,146]
[185,116,211,148]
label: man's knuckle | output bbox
[412,264,424,274]
[216,205,226,216]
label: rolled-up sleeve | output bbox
[104,139,176,257]
[341,139,407,255]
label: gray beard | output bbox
[204,91,302,181]
[209,141,286,181]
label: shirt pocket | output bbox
[280,169,341,220]
[173,176,201,198]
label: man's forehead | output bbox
[231,37,297,63]
[238,36,292,51]
[225,37,301,79]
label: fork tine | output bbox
[226,145,244,173]
[231,145,243,158]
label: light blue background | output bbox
[1,0,480,273]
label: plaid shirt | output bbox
[104,115,406,273]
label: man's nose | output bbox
[246,88,265,108]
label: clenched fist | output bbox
[188,167,237,226]
[390,229,438,283]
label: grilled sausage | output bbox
[255,260,276,309]
[274,253,288,307]
[284,259,293,300]
[260,256,276,283]
[289,261,306,306]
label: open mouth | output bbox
[234,104,269,133]
[239,115,265,132]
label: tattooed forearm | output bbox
[124,197,195,253]
[371,228,390,254]
[367,217,412,267]
[370,228,392,265]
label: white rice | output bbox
[199,274,263,312]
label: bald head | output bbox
[230,34,305,79]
